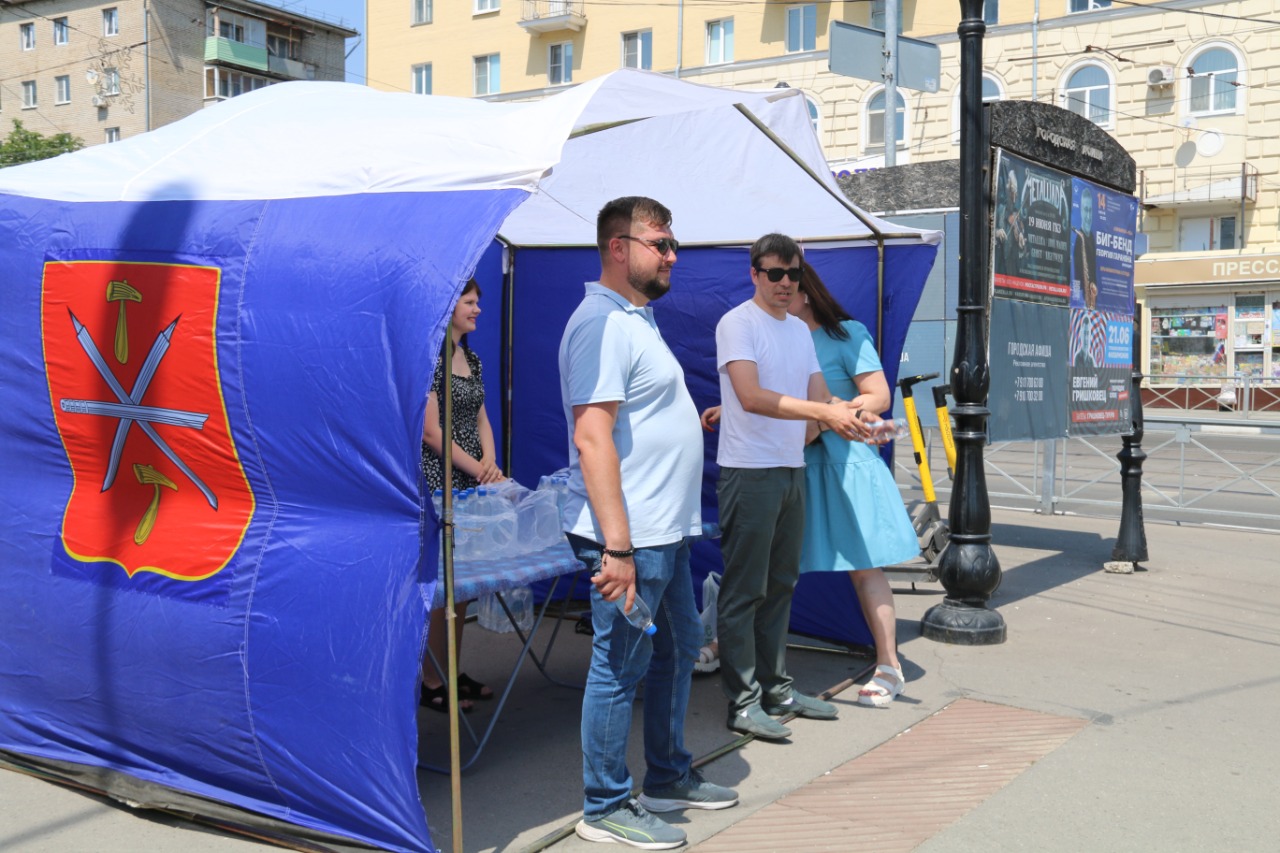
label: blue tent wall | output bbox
[0,188,528,853]
[501,241,938,645]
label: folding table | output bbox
[420,540,587,773]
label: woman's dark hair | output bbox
[799,261,853,340]
[457,278,481,352]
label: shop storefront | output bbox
[1136,254,1280,410]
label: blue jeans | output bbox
[568,534,702,818]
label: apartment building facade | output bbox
[1,0,355,147]
[366,0,1278,390]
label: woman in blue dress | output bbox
[788,262,918,706]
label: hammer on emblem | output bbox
[106,280,142,364]
[133,463,177,546]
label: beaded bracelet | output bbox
[603,547,636,559]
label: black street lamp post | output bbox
[1112,303,1149,567]
[921,0,1007,645]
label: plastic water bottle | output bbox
[532,491,563,549]
[453,489,477,560]
[472,486,517,558]
[592,563,656,635]
[538,468,571,517]
[862,418,912,445]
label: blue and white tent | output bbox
[0,71,939,852]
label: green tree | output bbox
[0,120,84,168]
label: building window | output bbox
[1062,64,1111,125]
[1188,47,1239,114]
[207,11,266,48]
[867,88,905,147]
[549,42,573,85]
[1178,216,1236,252]
[1069,0,1111,11]
[622,30,652,70]
[413,0,433,25]
[983,1,999,25]
[103,8,119,37]
[1149,303,1227,380]
[706,19,734,65]
[54,17,70,45]
[805,95,821,136]
[474,0,499,13]
[786,5,817,53]
[869,1,902,34]
[20,23,35,50]
[221,18,245,42]
[204,66,273,99]
[474,53,500,95]
[267,32,300,60]
[22,81,37,108]
[951,74,1003,143]
[105,127,121,143]
[55,75,71,104]
[104,68,121,96]
[412,63,432,94]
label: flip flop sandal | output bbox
[456,672,494,701]
[857,664,904,707]
[420,683,473,713]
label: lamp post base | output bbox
[921,599,1007,645]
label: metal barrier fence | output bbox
[1145,372,1280,417]
[896,422,1280,530]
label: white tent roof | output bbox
[0,70,937,247]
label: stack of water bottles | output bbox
[430,477,564,563]
[431,473,571,634]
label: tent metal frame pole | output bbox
[731,103,901,359]
[439,330,464,853]
[498,238,517,475]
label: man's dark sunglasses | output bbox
[754,266,802,283]
[617,235,680,256]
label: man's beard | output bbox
[630,269,671,301]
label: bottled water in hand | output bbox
[861,418,912,445]
[592,562,656,635]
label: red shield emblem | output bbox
[42,260,255,580]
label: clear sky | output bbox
[275,0,368,84]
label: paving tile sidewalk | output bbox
[3,507,1279,852]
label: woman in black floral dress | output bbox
[420,280,504,712]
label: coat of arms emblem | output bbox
[42,260,254,580]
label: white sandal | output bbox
[693,643,720,674]
[857,664,904,707]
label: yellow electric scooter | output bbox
[890,373,957,577]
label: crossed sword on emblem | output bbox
[60,311,219,528]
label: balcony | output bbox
[519,0,585,34]
[205,37,268,73]
[268,55,317,80]
[1143,162,1259,208]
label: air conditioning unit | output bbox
[1147,65,1176,87]
[91,94,106,107]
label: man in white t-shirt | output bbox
[710,233,862,740]
[559,196,738,849]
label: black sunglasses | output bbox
[617,235,680,256]
[754,266,802,283]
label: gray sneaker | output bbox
[727,704,792,740]
[575,799,686,849]
[763,690,838,720]
[637,769,739,812]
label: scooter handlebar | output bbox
[897,372,940,397]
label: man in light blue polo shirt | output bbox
[559,196,737,849]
